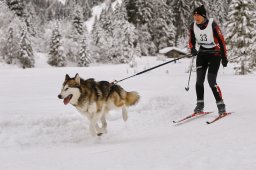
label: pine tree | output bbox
[72,5,84,36]
[91,2,138,64]
[23,2,38,37]
[172,0,190,46]
[125,0,155,27]
[215,0,228,26]
[225,0,256,74]
[108,2,138,64]
[5,27,15,64]
[224,0,232,23]
[124,0,157,55]
[65,0,92,21]
[46,8,54,21]
[48,25,66,67]
[124,0,137,24]
[151,1,175,50]
[135,0,154,25]
[1,2,24,64]
[81,0,92,21]
[78,31,91,67]
[249,1,256,69]
[138,24,156,56]
[91,15,111,62]
[190,0,204,9]
[6,0,25,17]
[207,0,228,27]
[18,28,35,68]
[99,5,113,35]
[135,42,142,58]
[165,1,176,47]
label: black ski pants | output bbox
[196,52,223,102]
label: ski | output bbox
[173,112,212,124]
[206,112,232,124]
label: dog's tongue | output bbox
[63,95,71,105]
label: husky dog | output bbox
[58,73,140,136]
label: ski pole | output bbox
[184,50,220,91]
[185,55,195,91]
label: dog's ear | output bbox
[75,73,80,85]
[65,74,70,80]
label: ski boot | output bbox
[194,100,204,113]
[217,100,226,115]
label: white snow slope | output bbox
[85,0,122,32]
[0,55,256,170]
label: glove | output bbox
[221,56,228,67]
[191,48,198,56]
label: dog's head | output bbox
[58,73,81,105]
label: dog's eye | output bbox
[65,88,69,91]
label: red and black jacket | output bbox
[189,19,227,59]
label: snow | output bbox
[0,53,256,170]
[85,2,106,33]
[58,0,66,4]
[85,0,122,33]
[159,47,188,54]
[111,0,122,9]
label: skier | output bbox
[188,5,228,115]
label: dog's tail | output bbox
[125,91,140,106]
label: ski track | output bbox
[0,95,184,148]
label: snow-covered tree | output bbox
[225,0,256,74]
[190,0,204,9]
[91,15,111,62]
[72,5,84,36]
[125,0,155,27]
[6,0,25,17]
[124,0,136,24]
[110,22,137,63]
[65,0,92,21]
[151,1,175,50]
[171,0,190,46]
[48,24,66,67]
[135,0,154,25]
[5,27,15,64]
[91,2,138,64]
[98,5,113,35]
[249,1,256,69]
[207,0,228,27]
[0,1,16,61]
[135,41,142,58]
[18,28,35,68]
[80,0,92,21]
[137,24,156,56]
[65,4,85,59]
[123,0,158,55]
[108,2,138,64]
[78,30,91,67]
[23,2,38,37]
[58,19,79,63]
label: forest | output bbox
[0,0,255,74]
